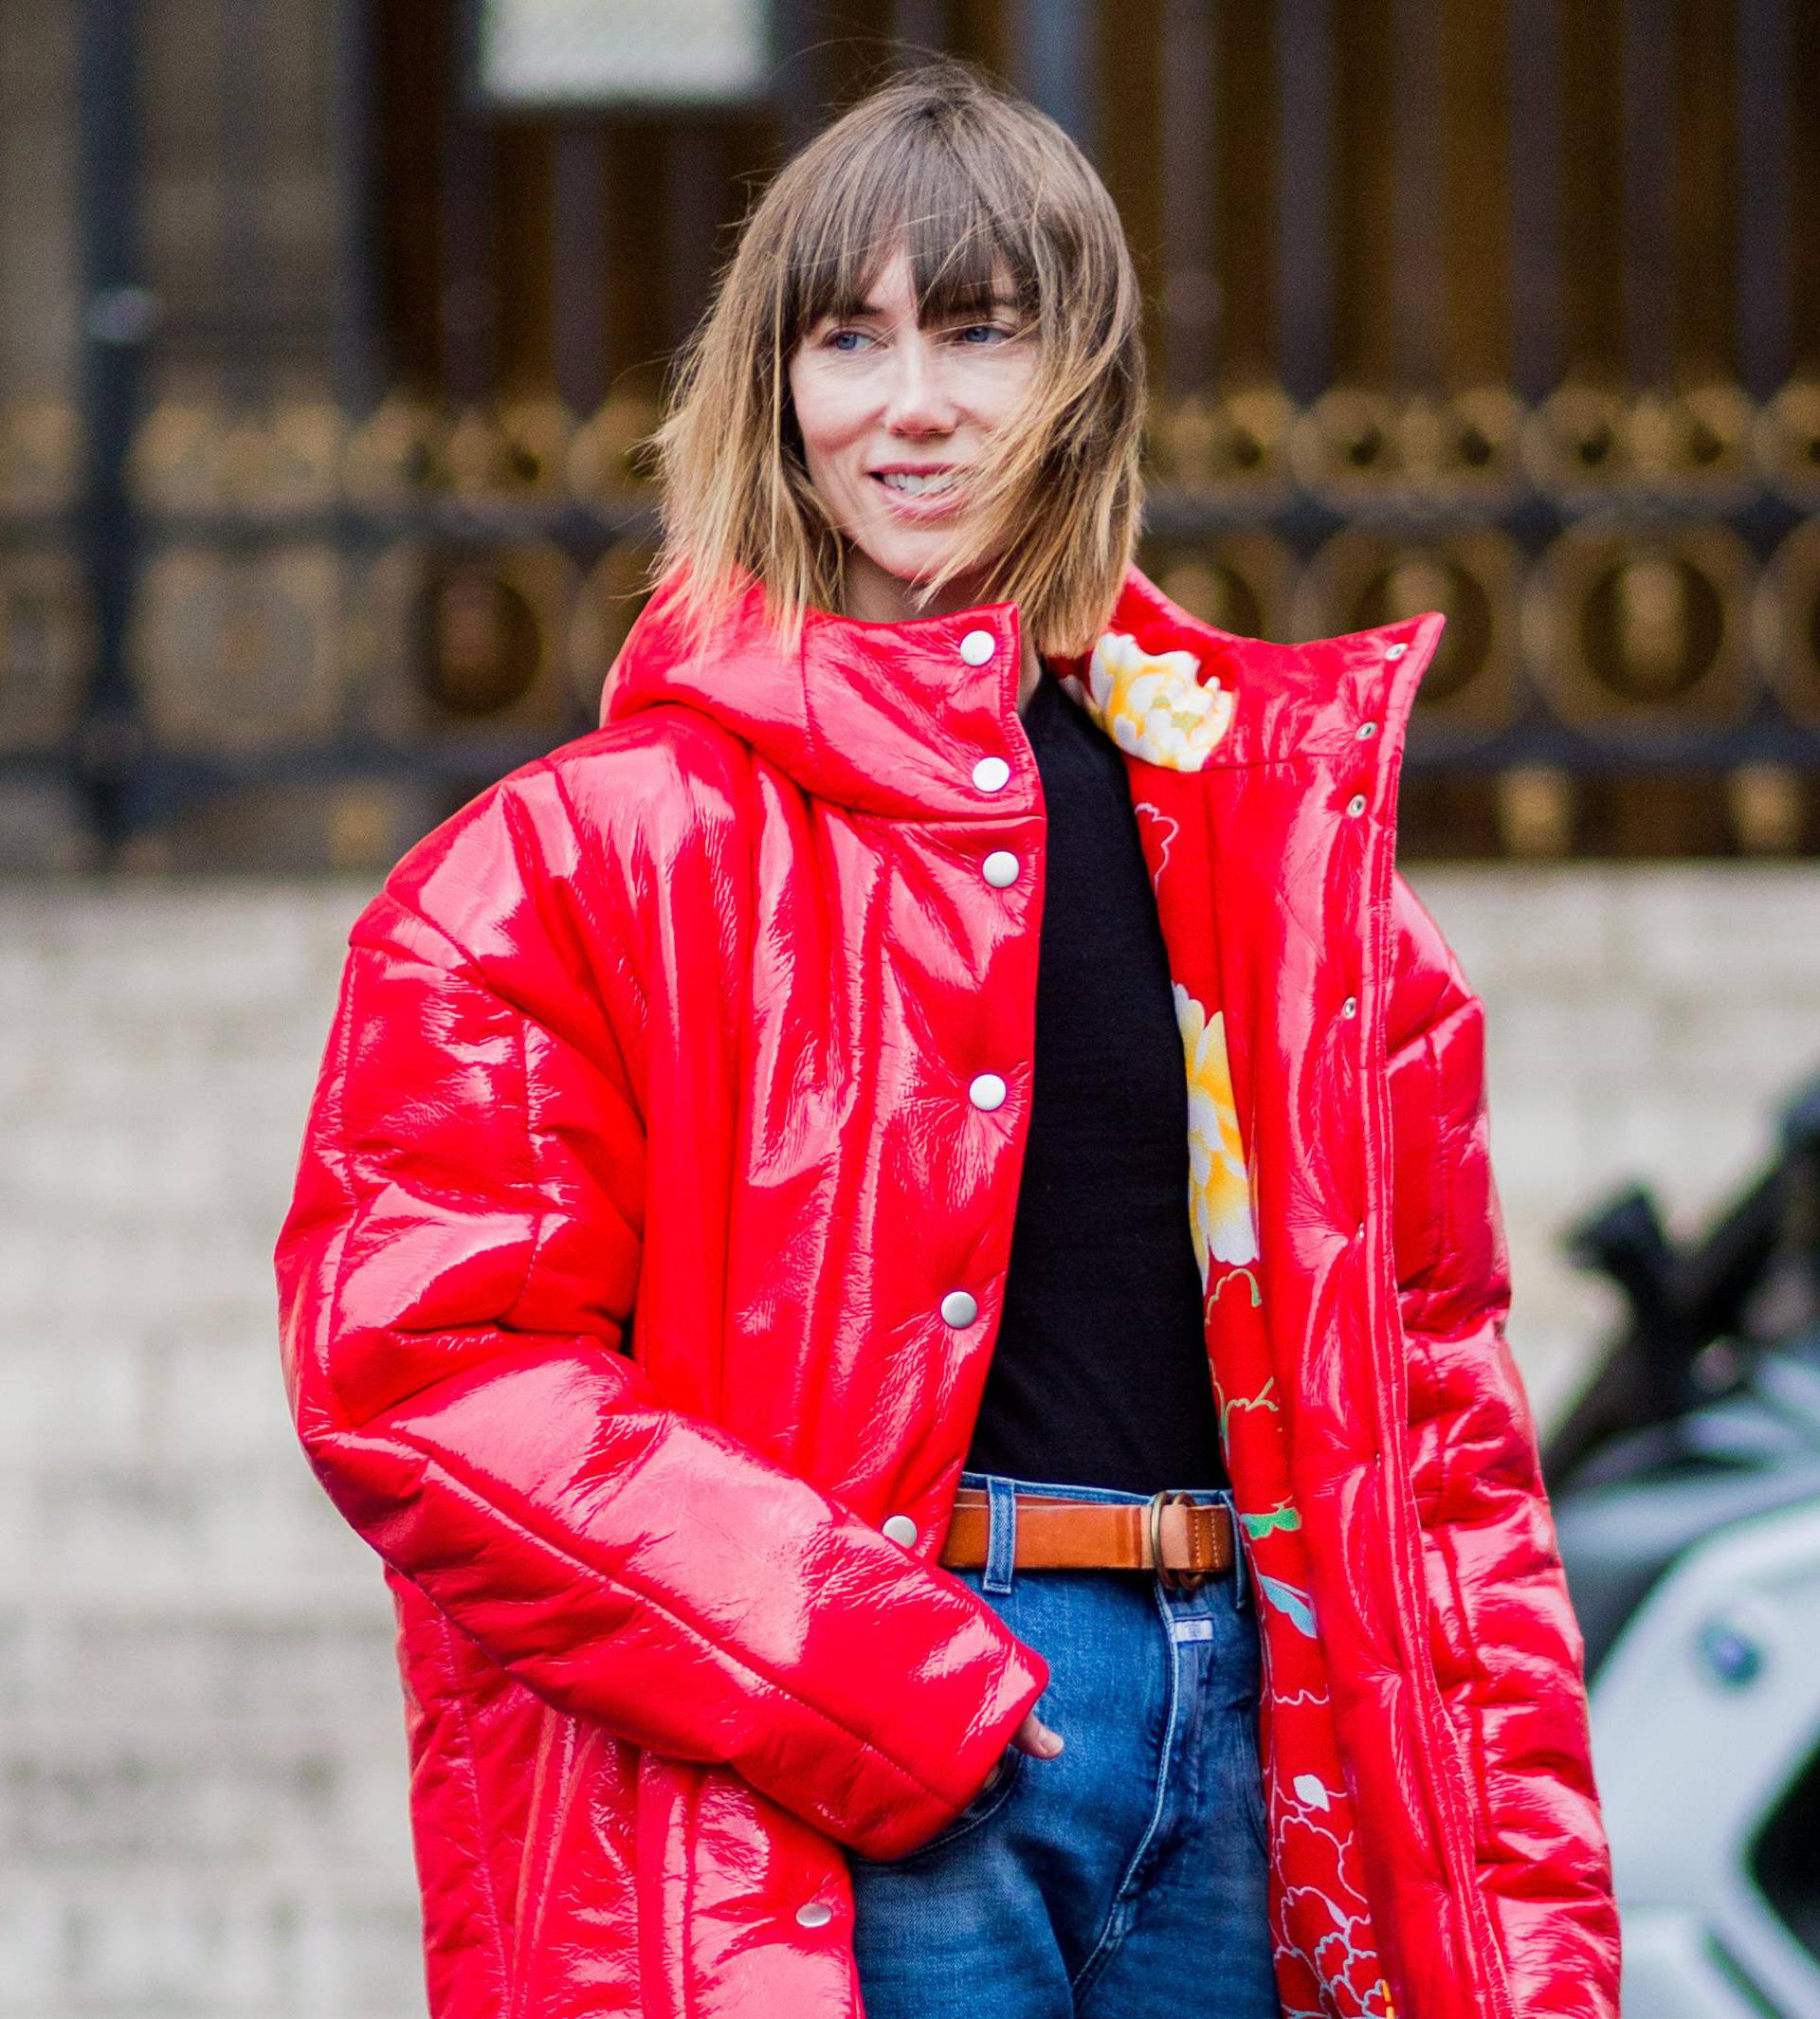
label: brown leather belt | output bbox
[939,1487,1235,1592]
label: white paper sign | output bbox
[479,0,770,107]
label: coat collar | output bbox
[601,557,1447,818]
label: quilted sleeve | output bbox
[1385,870,1623,2019]
[273,760,1048,1864]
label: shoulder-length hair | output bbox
[640,55,1147,663]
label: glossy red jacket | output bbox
[275,558,1622,2019]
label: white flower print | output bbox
[1174,982,1260,1280]
[1059,630,1235,770]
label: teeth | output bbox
[879,470,957,497]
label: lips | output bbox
[871,467,962,495]
[869,469,969,520]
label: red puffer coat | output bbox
[275,557,1621,2019]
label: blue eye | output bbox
[821,321,1014,353]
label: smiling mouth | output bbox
[872,470,964,498]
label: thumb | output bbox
[1010,1708,1065,1757]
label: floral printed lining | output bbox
[1064,629,1396,2019]
[1174,983,1258,1283]
[1058,628,1236,771]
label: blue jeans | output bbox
[845,1469,1280,2018]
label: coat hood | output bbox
[600,557,1448,818]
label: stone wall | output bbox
[3,863,1817,2015]
[1,882,421,2019]
[1428,865,1820,1423]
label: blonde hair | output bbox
[641,55,1147,662]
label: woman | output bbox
[276,57,1621,2019]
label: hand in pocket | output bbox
[1008,1706,1065,1759]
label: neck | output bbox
[838,553,1046,718]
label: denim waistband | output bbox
[956,1468,1248,1610]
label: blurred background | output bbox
[3,2,1819,2014]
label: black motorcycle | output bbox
[1547,1074,1820,2017]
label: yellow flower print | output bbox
[1174,983,1258,1279]
[1059,630,1235,770]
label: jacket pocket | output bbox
[846,1745,1024,1865]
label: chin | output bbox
[857,539,971,591]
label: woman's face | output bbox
[787,246,1039,623]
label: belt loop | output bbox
[984,1475,1017,1593]
[1224,1490,1251,1612]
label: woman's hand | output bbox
[1010,1709,1065,1757]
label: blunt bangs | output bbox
[780,153,1039,352]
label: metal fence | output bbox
[1,0,1817,866]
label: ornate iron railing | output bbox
[0,0,1814,864]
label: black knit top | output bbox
[962,662,1228,1496]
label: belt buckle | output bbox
[1146,1488,1211,1593]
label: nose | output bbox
[881,330,959,436]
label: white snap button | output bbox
[1386,642,1409,661]
[1356,720,1378,740]
[1341,995,1357,1017]
[1356,1220,1366,1241]
[973,755,1011,792]
[795,1900,833,1928]
[940,1289,979,1327]
[883,1514,919,1547]
[959,628,996,665]
[982,850,1019,887]
[1346,793,1367,816]
[969,1072,1008,1111]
